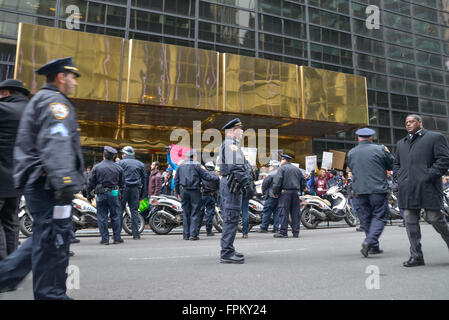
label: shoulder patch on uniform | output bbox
[229,145,238,152]
[49,102,70,120]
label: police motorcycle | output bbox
[387,190,403,221]
[18,196,33,237]
[300,185,357,229]
[148,194,222,235]
[71,193,145,235]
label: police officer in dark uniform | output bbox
[218,118,253,264]
[272,154,306,238]
[117,146,146,240]
[88,146,125,245]
[0,57,84,299]
[347,127,394,257]
[197,161,220,237]
[175,150,218,240]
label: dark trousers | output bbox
[0,183,72,299]
[180,189,202,239]
[278,190,301,236]
[260,196,279,231]
[121,186,141,237]
[404,209,449,260]
[96,192,122,242]
[241,196,250,235]
[198,194,216,234]
[353,194,388,250]
[220,177,242,258]
[0,197,20,260]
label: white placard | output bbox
[305,156,317,173]
[292,163,299,168]
[242,147,258,166]
[53,205,72,220]
[255,179,263,195]
[322,152,333,169]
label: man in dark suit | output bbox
[394,114,449,267]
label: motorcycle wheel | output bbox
[344,207,357,227]
[213,208,223,233]
[19,212,33,237]
[149,211,175,235]
[300,207,320,229]
[122,212,145,235]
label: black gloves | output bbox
[243,183,255,199]
[54,189,75,205]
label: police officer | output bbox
[197,161,220,237]
[88,146,125,245]
[117,146,146,240]
[347,127,394,257]
[272,154,306,238]
[0,79,29,260]
[175,150,218,240]
[218,118,253,264]
[258,160,280,233]
[0,57,84,299]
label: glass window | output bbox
[129,32,163,42]
[200,3,255,28]
[130,10,163,33]
[389,77,417,95]
[352,18,383,40]
[308,0,349,14]
[374,127,392,144]
[0,11,53,38]
[412,4,438,22]
[388,61,416,79]
[384,0,411,15]
[283,19,306,39]
[311,43,352,66]
[165,0,195,17]
[391,93,419,111]
[352,0,380,6]
[206,0,257,10]
[441,11,449,26]
[420,98,447,115]
[351,2,367,20]
[369,107,390,126]
[310,62,353,74]
[60,1,127,27]
[84,24,125,37]
[131,0,163,11]
[161,37,195,47]
[258,14,281,34]
[356,54,386,73]
[309,25,351,48]
[0,43,16,62]
[385,28,413,47]
[415,35,441,53]
[199,42,255,57]
[413,20,439,38]
[392,111,410,127]
[198,22,255,48]
[0,63,14,81]
[368,90,389,108]
[0,0,57,16]
[259,0,305,20]
[415,50,442,68]
[411,0,438,8]
[355,36,384,56]
[422,115,448,131]
[417,67,443,83]
[164,15,194,38]
[386,44,414,62]
[309,8,350,32]
[260,52,306,65]
[383,11,411,31]
[393,128,407,142]
[419,83,446,99]
[357,71,387,91]
[259,33,307,58]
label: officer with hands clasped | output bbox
[197,161,220,237]
[272,153,306,238]
[0,57,84,299]
[88,146,125,245]
[175,149,219,241]
[218,118,254,264]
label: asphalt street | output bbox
[2,223,449,300]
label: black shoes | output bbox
[361,242,369,257]
[234,252,244,258]
[100,240,109,245]
[242,234,248,239]
[69,251,75,257]
[403,257,425,267]
[257,228,268,233]
[292,234,299,238]
[133,235,141,240]
[273,233,288,238]
[369,248,383,255]
[207,232,215,236]
[356,227,364,232]
[113,239,124,244]
[220,254,245,264]
[183,237,189,240]
[71,238,81,244]
[190,236,200,241]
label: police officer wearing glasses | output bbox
[218,118,254,264]
[88,146,125,245]
[0,57,84,299]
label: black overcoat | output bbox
[393,129,449,210]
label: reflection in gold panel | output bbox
[278,138,313,168]
[126,40,220,111]
[15,23,125,101]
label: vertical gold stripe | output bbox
[216,51,220,111]
[299,66,305,119]
[364,77,369,124]
[126,39,133,103]
[222,53,226,112]
[14,23,23,79]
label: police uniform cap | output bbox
[355,127,375,137]
[280,153,292,161]
[0,79,30,96]
[104,146,117,154]
[222,118,243,130]
[36,57,80,78]
[121,146,135,156]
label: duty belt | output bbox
[281,189,299,194]
[96,186,120,194]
